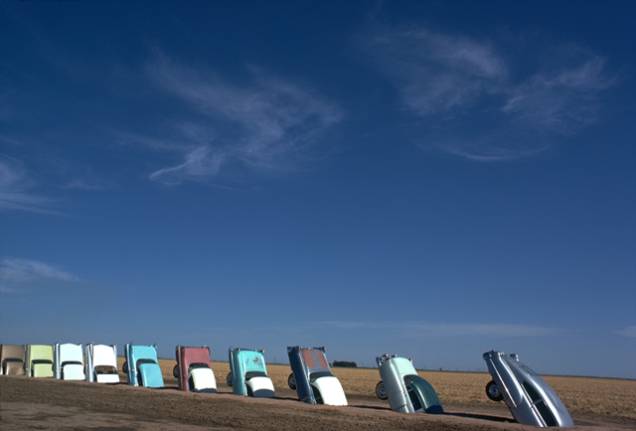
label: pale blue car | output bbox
[227,348,275,397]
[123,344,164,388]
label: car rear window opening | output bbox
[523,381,557,427]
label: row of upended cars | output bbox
[0,343,573,428]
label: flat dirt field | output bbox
[1,359,635,430]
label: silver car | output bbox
[483,350,574,427]
[375,354,443,414]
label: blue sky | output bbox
[1,1,635,378]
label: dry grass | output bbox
[115,358,636,422]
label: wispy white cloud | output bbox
[0,257,78,294]
[114,130,189,153]
[148,145,226,185]
[63,178,112,191]
[369,28,614,161]
[0,135,22,146]
[502,56,614,134]
[136,53,343,184]
[433,129,552,162]
[316,320,559,337]
[0,286,16,294]
[372,29,506,115]
[0,155,54,214]
[0,258,78,283]
[616,326,636,338]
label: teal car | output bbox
[227,348,275,397]
[122,344,164,388]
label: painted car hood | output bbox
[1,344,25,376]
[92,345,117,368]
[138,363,164,388]
[62,363,85,380]
[246,376,275,397]
[191,367,217,392]
[312,376,348,406]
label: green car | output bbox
[26,344,54,378]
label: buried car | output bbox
[26,344,54,378]
[86,344,120,383]
[483,350,573,427]
[227,347,275,397]
[287,346,347,406]
[54,343,86,380]
[375,354,443,414]
[123,344,164,388]
[174,345,217,393]
[1,344,26,376]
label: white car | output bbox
[54,343,86,380]
[86,344,120,383]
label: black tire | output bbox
[226,372,233,387]
[486,380,503,402]
[375,381,388,400]
[122,361,128,374]
[288,373,296,390]
[173,365,180,379]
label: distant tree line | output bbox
[332,360,357,368]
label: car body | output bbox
[123,344,164,388]
[25,344,54,378]
[86,344,120,383]
[1,344,26,376]
[287,346,347,406]
[174,345,217,393]
[483,350,574,427]
[54,343,86,380]
[228,347,275,397]
[375,354,443,414]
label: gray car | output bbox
[483,350,574,427]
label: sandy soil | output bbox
[1,360,634,430]
[0,376,632,431]
[157,359,636,424]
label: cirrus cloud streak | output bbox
[0,257,79,294]
[315,320,560,337]
[369,28,615,161]
[134,53,343,185]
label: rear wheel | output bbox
[122,362,128,374]
[288,373,296,390]
[486,380,503,402]
[173,365,180,378]
[375,381,388,400]
[226,372,233,387]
